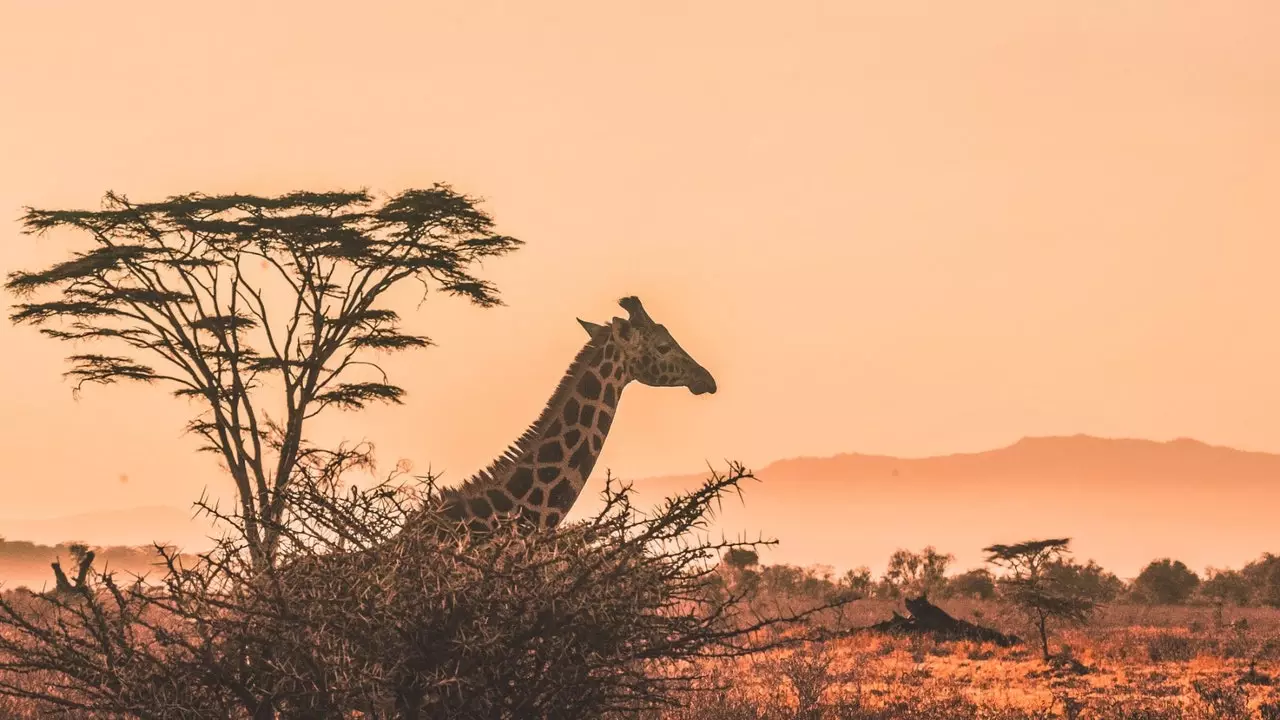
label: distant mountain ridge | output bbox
[0,505,218,552]
[575,434,1280,579]
[2,436,1276,579]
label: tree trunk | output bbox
[1037,612,1050,661]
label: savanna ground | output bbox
[3,593,1278,719]
[655,599,1280,720]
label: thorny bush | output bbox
[0,457,852,719]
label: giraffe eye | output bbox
[656,344,672,353]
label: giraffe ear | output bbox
[577,318,606,336]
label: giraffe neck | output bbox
[436,328,632,532]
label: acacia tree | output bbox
[5,187,521,568]
[984,538,1095,662]
[881,546,954,599]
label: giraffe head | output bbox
[578,296,717,395]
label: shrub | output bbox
[0,463,849,719]
[1200,568,1254,606]
[946,568,997,600]
[1133,559,1200,605]
[1244,553,1280,608]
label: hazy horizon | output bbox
[3,432,1278,585]
[3,1,1279,577]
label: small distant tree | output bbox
[1242,553,1280,608]
[1133,559,1200,605]
[759,564,806,596]
[838,566,874,599]
[5,187,521,569]
[881,546,954,598]
[1200,568,1253,606]
[723,548,759,570]
[946,568,997,600]
[717,548,762,595]
[984,538,1095,661]
[48,543,95,597]
[1046,558,1125,604]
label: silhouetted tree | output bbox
[1046,558,1124,604]
[5,187,521,568]
[838,566,874,599]
[1201,568,1253,606]
[945,568,997,600]
[1133,558,1200,605]
[881,546,953,599]
[984,538,1094,662]
[717,548,763,596]
[1243,553,1280,608]
[723,548,759,570]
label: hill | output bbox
[571,435,1280,579]
[0,505,218,551]
[3,435,1276,583]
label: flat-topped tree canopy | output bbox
[5,185,522,567]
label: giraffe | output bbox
[423,295,717,535]
[273,296,717,719]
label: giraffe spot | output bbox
[562,397,580,425]
[603,344,616,360]
[564,429,582,447]
[548,479,575,509]
[579,405,595,426]
[545,419,563,436]
[537,466,560,483]
[468,496,493,518]
[613,364,625,379]
[599,361,613,377]
[487,490,514,513]
[467,519,490,534]
[603,385,616,406]
[544,511,561,527]
[528,488,544,505]
[597,410,613,434]
[537,442,564,463]
[618,324,632,340]
[569,443,592,471]
[519,507,541,527]
[506,467,534,498]
[580,372,602,399]
[441,498,467,522]
[579,452,598,477]
[592,434,604,451]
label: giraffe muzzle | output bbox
[689,371,717,395]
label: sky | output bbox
[1,1,1278,524]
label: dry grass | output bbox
[3,595,1280,718]
[649,599,1280,720]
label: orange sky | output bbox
[2,2,1279,526]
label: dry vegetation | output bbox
[649,599,1280,720]
[3,577,1279,718]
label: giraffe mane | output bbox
[446,322,612,498]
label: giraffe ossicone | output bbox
[428,295,716,534]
